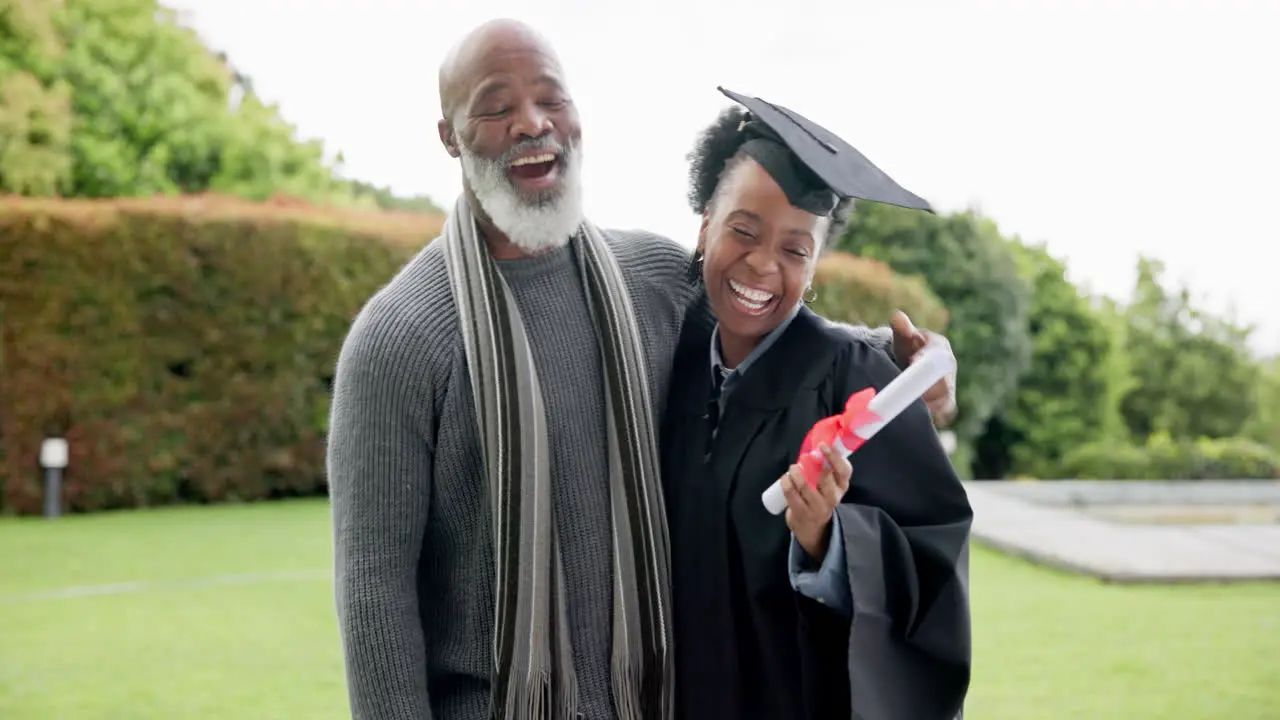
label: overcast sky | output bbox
[165,0,1279,354]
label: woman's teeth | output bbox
[728,279,776,315]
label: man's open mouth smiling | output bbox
[508,151,561,191]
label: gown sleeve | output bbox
[788,513,853,616]
[833,343,973,720]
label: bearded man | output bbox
[326,18,959,720]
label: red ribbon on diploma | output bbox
[795,387,882,488]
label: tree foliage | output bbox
[1243,357,1280,450]
[1119,257,1259,441]
[983,251,1270,480]
[834,198,1269,480]
[809,251,949,334]
[0,0,74,195]
[0,0,429,210]
[1061,433,1279,480]
[985,241,1121,478]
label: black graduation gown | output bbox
[662,299,973,720]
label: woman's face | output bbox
[699,157,825,343]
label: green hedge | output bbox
[0,195,437,514]
[810,251,949,333]
[1059,433,1280,480]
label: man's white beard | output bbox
[460,137,585,255]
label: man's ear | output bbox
[438,118,460,158]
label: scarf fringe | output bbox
[610,646,675,720]
[500,668,578,720]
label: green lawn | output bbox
[1,500,1276,719]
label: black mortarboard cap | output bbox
[717,86,934,216]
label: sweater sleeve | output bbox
[327,305,436,720]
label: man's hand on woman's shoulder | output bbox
[889,311,958,427]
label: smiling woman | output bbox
[699,156,821,362]
[662,87,970,720]
[686,88,931,366]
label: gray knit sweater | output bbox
[326,228,893,719]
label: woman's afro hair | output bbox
[684,105,854,247]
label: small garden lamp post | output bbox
[40,437,68,518]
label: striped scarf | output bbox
[442,195,674,720]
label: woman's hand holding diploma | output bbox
[781,443,852,560]
[761,343,958,515]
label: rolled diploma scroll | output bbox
[760,343,957,515]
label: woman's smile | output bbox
[727,278,780,316]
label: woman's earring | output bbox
[686,250,705,284]
[803,285,818,303]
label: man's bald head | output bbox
[438,19,562,124]
[436,19,584,256]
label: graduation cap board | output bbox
[717,86,934,216]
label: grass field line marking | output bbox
[0,569,330,604]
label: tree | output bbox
[809,251,950,333]
[208,90,350,203]
[834,204,1033,477]
[31,0,245,197]
[1243,356,1280,449]
[1091,295,1138,442]
[0,0,74,195]
[1120,256,1259,441]
[978,240,1121,478]
[0,0,411,208]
